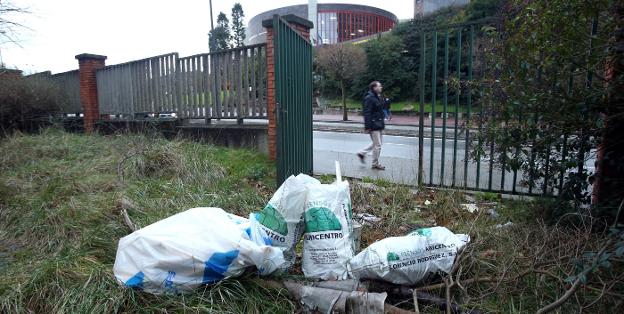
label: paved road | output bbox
[312,131,597,194]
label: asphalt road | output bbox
[313,131,583,194]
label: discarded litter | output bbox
[113,207,284,294]
[348,226,470,285]
[302,161,354,280]
[284,281,386,314]
[352,221,362,253]
[254,174,316,268]
[464,194,476,203]
[461,203,479,213]
[424,200,432,206]
[487,207,499,218]
[495,221,514,229]
[354,213,382,224]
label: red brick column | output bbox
[266,28,277,159]
[0,68,23,79]
[75,53,106,133]
[264,15,313,160]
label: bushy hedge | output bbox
[0,75,61,132]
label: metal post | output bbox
[441,30,449,186]
[463,25,474,188]
[418,30,426,187]
[429,30,437,185]
[452,28,461,188]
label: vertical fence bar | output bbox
[225,52,231,117]
[418,30,426,187]
[485,31,494,191]
[512,100,522,194]
[155,58,162,113]
[528,66,542,195]
[237,50,244,121]
[559,70,574,193]
[188,57,195,117]
[243,49,250,118]
[441,30,449,186]
[477,37,485,190]
[463,25,474,188]
[204,55,211,121]
[182,58,189,118]
[172,55,180,118]
[452,28,461,187]
[214,52,222,119]
[578,19,598,179]
[250,47,257,116]
[429,30,437,185]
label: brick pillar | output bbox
[75,53,107,133]
[263,14,314,160]
[0,68,23,79]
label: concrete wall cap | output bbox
[75,53,108,61]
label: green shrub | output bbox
[0,75,62,133]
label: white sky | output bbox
[1,0,413,74]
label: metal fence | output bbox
[27,70,81,114]
[96,44,267,120]
[416,19,599,196]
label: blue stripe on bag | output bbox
[125,271,145,289]
[202,250,239,283]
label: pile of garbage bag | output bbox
[113,162,470,307]
[113,207,284,294]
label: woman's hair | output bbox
[369,81,380,90]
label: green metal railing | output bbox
[273,15,314,185]
[415,18,598,196]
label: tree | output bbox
[0,0,29,48]
[359,34,413,101]
[477,0,621,220]
[209,12,231,51]
[231,3,245,47]
[465,0,505,21]
[316,44,366,121]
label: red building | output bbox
[247,3,398,45]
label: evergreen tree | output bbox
[209,12,231,51]
[231,3,246,47]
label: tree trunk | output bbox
[594,2,624,223]
[341,80,348,121]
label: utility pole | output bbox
[208,0,220,123]
[0,30,5,67]
[209,0,215,51]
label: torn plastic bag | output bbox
[284,281,387,314]
[302,162,354,280]
[113,207,285,294]
[348,226,469,285]
[254,174,316,268]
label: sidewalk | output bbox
[313,113,459,127]
[313,114,464,138]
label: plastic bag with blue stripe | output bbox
[113,207,284,294]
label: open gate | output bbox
[272,15,314,184]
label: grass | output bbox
[322,99,469,113]
[1,130,619,313]
[0,129,291,313]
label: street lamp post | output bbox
[0,30,5,67]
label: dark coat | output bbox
[363,90,385,130]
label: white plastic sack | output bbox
[113,207,285,294]
[348,226,470,285]
[302,163,354,280]
[254,175,316,267]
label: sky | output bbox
[0,0,414,74]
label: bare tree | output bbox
[316,44,366,121]
[0,0,29,47]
